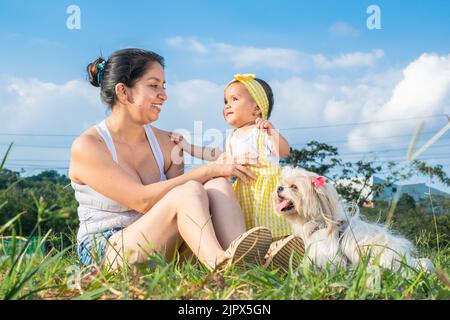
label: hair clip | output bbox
[311,176,326,188]
[97,61,106,70]
[96,61,106,85]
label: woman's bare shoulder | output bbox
[69,127,108,182]
[151,126,176,150]
[150,126,181,172]
[71,127,105,151]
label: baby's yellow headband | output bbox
[226,73,269,120]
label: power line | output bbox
[0,135,432,150]
[0,143,71,149]
[291,132,450,146]
[6,157,450,172]
[7,154,450,168]
[6,165,69,170]
[338,144,450,156]
[338,155,450,162]
[0,133,77,137]
[2,129,449,152]
[6,159,70,162]
[5,143,450,163]
[0,114,446,137]
[280,114,447,131]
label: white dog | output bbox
[274,167,434,272]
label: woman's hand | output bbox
[207,152,263,184]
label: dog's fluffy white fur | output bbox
[274,167,434,272]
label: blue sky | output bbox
[2,1,450,81]
[0,0,449,78]
[1,0,450,192]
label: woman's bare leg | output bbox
[104,181,226,270]
[204,177,246,249]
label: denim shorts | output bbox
[77,227,123,268]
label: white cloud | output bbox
[313,50,384,69]
[270,77,331,125]
[162,68,410,154]
[213,42,306,72]
[347,53,450,152]
[1,76,102,134]
[166,36,208,54]
[167,79,222,111]
[0,75,105,171]
[329,22,360,37]
[269,71,398,131]
[0,75,225,155]
[29,37,64,48]
[165,36,184,47]
[267,54,450,154]
[166,36,384,72]
[3,53,449,173]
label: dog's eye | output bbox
[290,184,298,191]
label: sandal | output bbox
[264,235,304,272]
[217,227,273,271]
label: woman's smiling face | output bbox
[223,82,260,127]
[127,62,167,124]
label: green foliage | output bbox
[361,199,450,248]
[282,141,342,175]
[283,142,450,207]
[398,194,417,210]
[0,238,448,300]
[0,168,79,248]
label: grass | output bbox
[0,142,449,300]
[0,230,449,300]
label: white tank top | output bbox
[72,120,167,242]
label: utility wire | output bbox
[0,114,446,137]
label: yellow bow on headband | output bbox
[226,73,270,120]
[234,73,256,81]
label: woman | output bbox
[68,48,273,272]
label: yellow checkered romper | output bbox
[230,129,292,239]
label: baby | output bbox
[171,73,292,239]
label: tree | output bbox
[0,169,79,247]
[398,193,416,210]
[282,141,342,176]
[282,142,450,207]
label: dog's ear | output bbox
[315,187,339,236]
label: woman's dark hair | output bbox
[87,48,165,108]
[255,78,274,119]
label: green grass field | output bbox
[1,143,449,300]
[0,231,449,300]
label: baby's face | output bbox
[223,82,260,127]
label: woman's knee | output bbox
[182,180,206,195]
[170,180,208,203]
[204,177,232,193]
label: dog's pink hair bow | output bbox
[311,176,326,188]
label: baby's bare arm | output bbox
[169,132,223,161]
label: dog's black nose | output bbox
[277,186,284,193]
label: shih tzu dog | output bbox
[274,167,434,272]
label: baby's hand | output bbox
[255,117,275,136]
[169,132,188,150]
